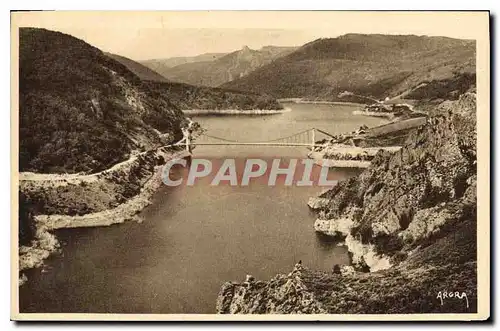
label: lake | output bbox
[19,103,387,313]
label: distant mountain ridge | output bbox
[142,52,227,69]
[141,45,298,87]
[221,34,475,103]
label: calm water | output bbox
[19,103,387,313]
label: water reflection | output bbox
[315,231,344,250]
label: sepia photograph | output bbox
[10,10,490,321]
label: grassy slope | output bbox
[222,34,475,103]
[19,28,186,174]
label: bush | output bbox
[18,192,36,246]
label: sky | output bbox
[12,11,487,61]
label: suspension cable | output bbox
[199,128,315,144]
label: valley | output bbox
[108,52,284,111]
[16,25,479,317]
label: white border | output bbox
[2,1,496,329]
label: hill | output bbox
[104,52,169,82]
[221,34,475,104]
[144,81,282,110]
[19,28,186,174]
[143,46,297,87]
[106,53,283,110]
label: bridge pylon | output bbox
[182,127,192,152]
[311,128,316,149]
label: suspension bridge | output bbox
[173,127,339,151]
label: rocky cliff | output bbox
[216,92,477,314]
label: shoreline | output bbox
[277,98,364,107]
[182,107,291,115]
[297,101,363,106]
[34,149,191,230]
[19,149,191,280]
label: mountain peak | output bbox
[241,45,252,52]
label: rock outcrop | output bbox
[216,92,477,314]
[315,92,476,267]
[216,264,327,314]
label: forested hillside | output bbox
[19,28,186,174]
[144,81,282,110]
[222,34,475,103]
[108,52,283,110]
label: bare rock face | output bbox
[313,218,354,238]
[317,92,476,261]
